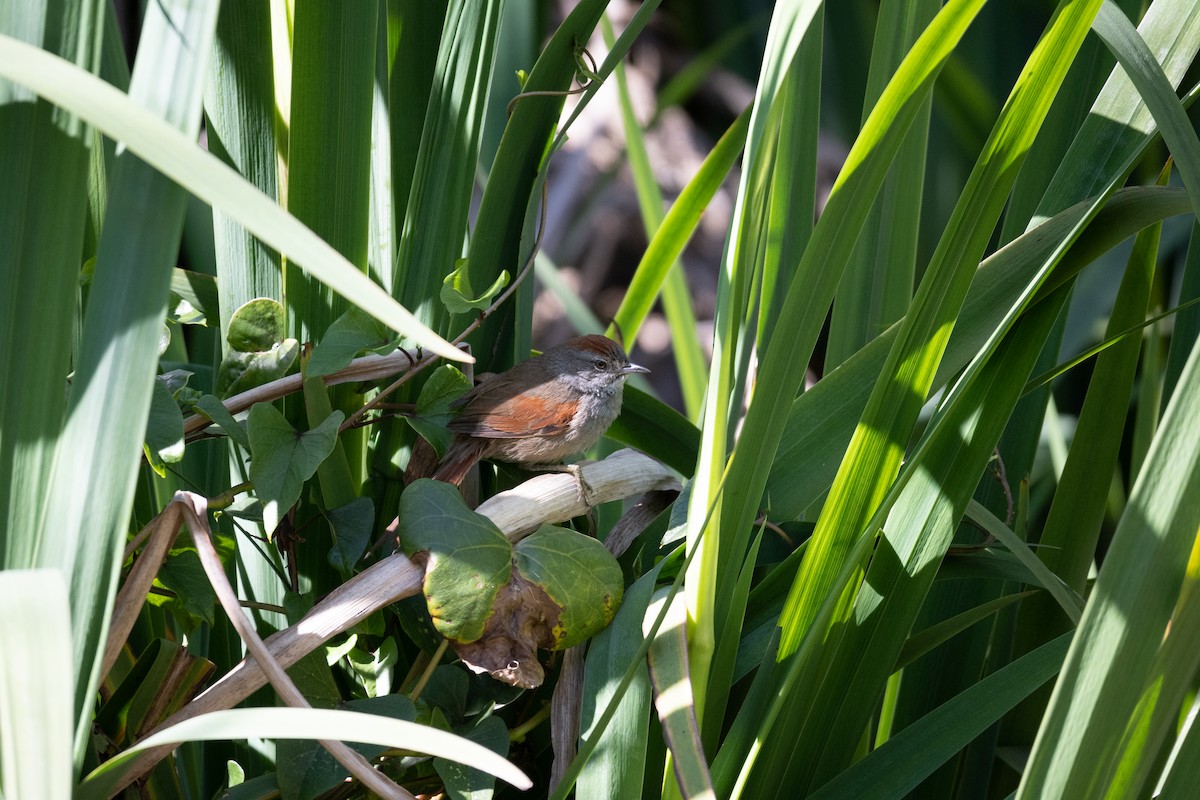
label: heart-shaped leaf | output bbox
[513,525,624,650]
[326,496,375,574]
[226,297,286,352]
[441,259,510,316]
[248,404,343,535]
[406,366,473,457]
[144,374,186,473]
[307,307,396,378]
[215,298,298,398]
[398,480,512,644]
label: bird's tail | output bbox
[426,437,490,486]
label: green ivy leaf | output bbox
[345,637,399,698]
[434,715,510,800]
[215,340,299,399]
[167,292,206,326]
[153,549,215,627]
[169,267,218,325]
[406,366,472,458]
[307,307,396,378]
[277,695,416,800]
[144,374,186,475]
[226,297,285,352]
[192,393,250,448]
[248,404,343,536]
[215,298,298,398]
[326,496,375,574]
[398,480,512,643]
[513,524,624,650]
[441,259,509,316]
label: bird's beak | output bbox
[622,362,650,375]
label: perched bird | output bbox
[429,335,648,485]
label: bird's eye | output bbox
[593,359,608,371]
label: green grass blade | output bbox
[710,0,985,659]
[1035,0,1200,220]
[575,568,658,800]
[611,106,749,358]
[752,290,1069,794]
[808,633,1072,800]
[686,0,824,743]
[368,10,395,294]
[204,1,280,338]
[776,0,1101,660]
[0,570,74,800]
[0,33,463,361]
[1158,693,1200,797]
[1008,169,1164,685]
[467,0,609,365]
[1165,221,1200,401]
[77,707,531,799]
[602,15,706,420]
[392,0,503,335]
[32,0,220,758]
[825,0,937,366]
[764,186,1191,519]
[286,1,377,340]
[1092,3,1200,222]
[0,2,94,569]
[1105,536,1200,798]
[387,0,446,255]
[757,18,821,344]
[1017,328,1200,798]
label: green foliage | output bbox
[215,298,299,398]
[398,480,513,644]
[513,525,624,650]
[247,403,343,535]
[441,259,510,316]
[5,0,1200,797]
[406,364,473,457]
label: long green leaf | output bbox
[77,707,532,799]
[0,2,94,569]
[0,32,463,361]
[1018,321,1200,797]
[467,0,609,366]
[33,0,221,760]
[708,0,985,675]
[602,14,706,420]
[0,570,74,800]
[392,0,503,336]
[611,106,749,357]
[204,1,280,339]
[776,0,1101,660]
[286,1,377,340]
[765,186,1192,519]
[825,0,937,366]
[808,633,1072,800]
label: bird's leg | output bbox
[524,461,598,509]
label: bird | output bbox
[428,335,648,486]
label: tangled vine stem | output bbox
[504,43,597,117]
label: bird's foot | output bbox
[526,461,598,510]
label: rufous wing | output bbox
[447,383,575,439]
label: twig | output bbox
[182,348,427,439]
